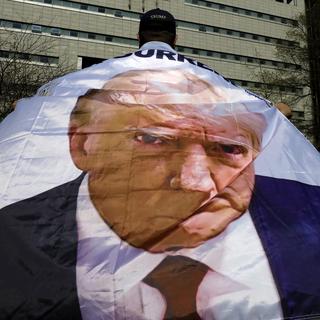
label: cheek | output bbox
[213,167,240,192]
[129,155,175,190]
[85,133,134,170]
[210,156,254,192]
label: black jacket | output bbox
[1,174,320,319]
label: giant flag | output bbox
[1,41,320,320]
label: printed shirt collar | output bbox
[140,41,176,53]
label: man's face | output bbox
[77,92,257,250]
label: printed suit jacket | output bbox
[1,173,320,319]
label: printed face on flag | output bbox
[69,70,265,251]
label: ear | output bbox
[69,125,90,171]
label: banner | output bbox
[1,42,320,320]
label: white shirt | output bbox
[76,175,282,320]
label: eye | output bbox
[219,144,246,155]
[209,142,247,155]
[135,133,164,145]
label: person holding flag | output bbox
[1,8,320,320]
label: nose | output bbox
[173,144,216,193]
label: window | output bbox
[115,11,123,17]
[70,30,78,37]
[245,10,251,15]
[292,20,299,27]
[12,22,22,29]
[88,33,96,39]
[95,34,104,41]
[247,58,253,63]
[81,56,105,68]
[80,4,88,10]
[20,53,31,60]
[88,5,98,12]
[50,28,60,36]
[0,51,9,58]
[292,111,304,119]
[48,57,58,64]
[199,25,206,32]
[192,49,199,54]
[240,32,245,37]
[44,0,52,3]
[252,35,258,40]
[40,56,49,63]
[227,30,233,35]
[286,87,294,93]
[98,7,105,13]
[31,25,42,33]
[72,2,80,8]
[105,35,113,42]
[63,1,73,8]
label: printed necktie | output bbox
[143,255,209,319]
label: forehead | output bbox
[101,70,228,105]
[82,95,255,143]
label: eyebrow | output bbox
[135,127,180,140]
[136,125,254,148]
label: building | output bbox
[305,0,320,149]
[0,0,311,139]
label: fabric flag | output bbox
[1,41,320,320]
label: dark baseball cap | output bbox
[139,8,176,35]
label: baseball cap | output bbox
[139,8,176,35]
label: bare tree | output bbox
[252,13,315,141]
[0,27,73,120]
[254,13,310,105]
